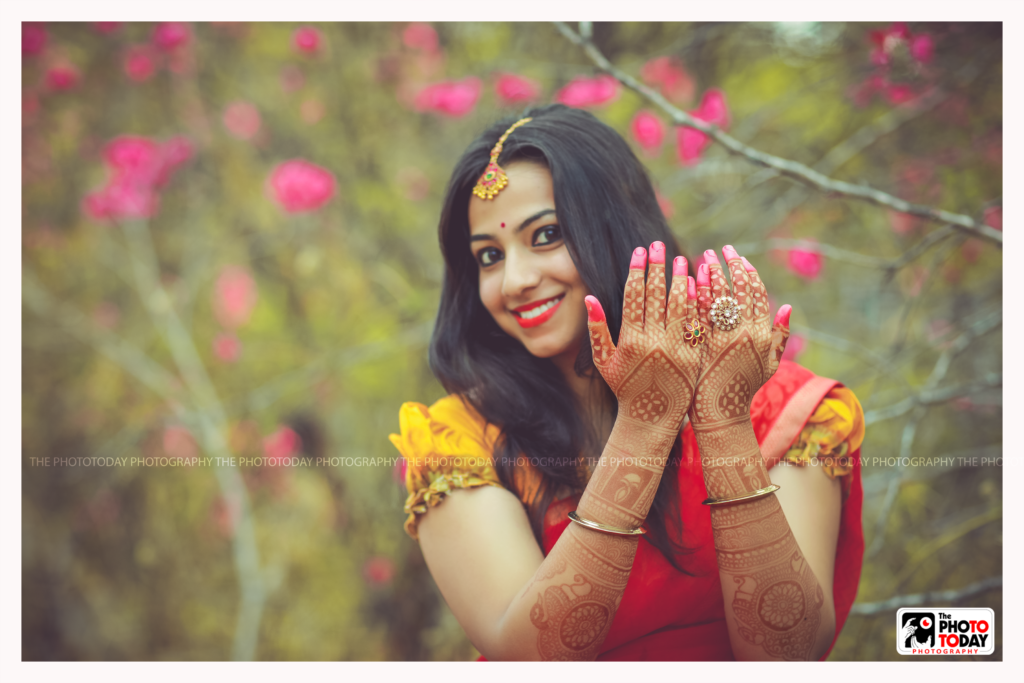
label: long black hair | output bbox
[429,104,693,573]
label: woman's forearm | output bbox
[489,415,678,661]
[694,421,836,661]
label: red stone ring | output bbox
[683,319,707,346]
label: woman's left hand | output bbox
[689,245,791,429]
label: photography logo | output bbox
[896,607,994,655]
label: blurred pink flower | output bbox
[403,23,438,52]
[495,73,541,105]
[848,74,886,108]
[631,110,665,152]
[961,238,983,263]
[393,457,408,484]
[640,56,695,104]
[555,75,619,108]
[152,22,191,52]
[268,159,337,213]
[222,101,261,140]
[163,425,199,460]
[786,247,823,280]
[909,34,934,63]
[984,206,1002,231]
[300,98,326,124]
[94,22,121,34]
[868,22,909,66]
[293,26,322,54]
[884,83,915,105]
[888,211,921,235]
[213,265,258,329]
[363,557,396,586]
[46,65,80,91]
[22,23,47,56]
[263,426,302,459]
[676,89,730,166]
[414,77,481,117]
[124,45,157,82]
[213,332,242,362]
[781,334,805,362]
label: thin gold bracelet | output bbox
[701,483,780,506]
[568,511,647,536]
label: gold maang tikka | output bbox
[472,117,533,200]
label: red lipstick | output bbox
[511,295,564,329]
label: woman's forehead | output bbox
[468,162,555,234]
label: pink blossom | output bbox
[393,457,408,484]
[888,211,921,235]
[495,73,541,105]
[22,23,47,56]
[910,34,934,63]
[414,77,481,117]
[781,334,805,363]
[300,98,326,124]
[363,557,396,586]
[222,101,261,140]
[869,22,909,66]
[884,83,915,105]
[268,159,337,213]
[676,89,730,165]
[983,206,1002,231]
[84,135,192,221]
[293,26,322,54]
[555,75,620,108]
[124,46,157,82]
[94,22,121,34]
[786,248,823,280]
[263,426,302,460]
[403,23,438,52]
[83,176,160,220]
[640,56,695,104]
[213,332,242,362]
[163,425,199,460]
[631,110,665,152]
[152,22,191,52]
[46,65,80,91]
[213,265,258,329]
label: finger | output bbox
[722,245,753,321]
[696,263,713,328]
[621,247,647,337]
[704,249,729,302]
[645,242,668,330]
[686,275,698,322]
[767,304,792,379]
[741,256,771,325]
[666,255,688,328]
[585,296,616,369]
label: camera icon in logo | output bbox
[901,612,936,648]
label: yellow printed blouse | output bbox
[390,388,864,539]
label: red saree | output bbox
[525,360,864,661]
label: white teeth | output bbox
[518,297,562,320]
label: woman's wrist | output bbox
[691,418,770,499]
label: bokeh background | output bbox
[22,21,1002,661]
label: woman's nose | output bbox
[501,251,541,298]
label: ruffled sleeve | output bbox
[388,395,504,539]
[780,386,864,494]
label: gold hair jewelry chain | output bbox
[472,117,532,200]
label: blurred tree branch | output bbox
[850,575,1002,615]
[555,22,1002,247]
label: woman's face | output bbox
[468,161,591,367]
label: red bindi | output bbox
[500,222,506,228]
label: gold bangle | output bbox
[568,511,646,536]
[701,484,780,506]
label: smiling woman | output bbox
[388,104,865,661]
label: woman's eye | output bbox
[476,247,503,267]
[533,225,562,246]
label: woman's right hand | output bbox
[585,241,702,436]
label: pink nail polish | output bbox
[630,247,647,270]
[697,263,710,287]
[722,245,738,261]
[585,295,605,322]
[687,276,697,299]
[672,256,687,277]
[775,304,792,326]
[649,241,665,265]
[704,249,719,266]
[740,256,756,272]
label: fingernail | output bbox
[630,247,647,270]
[687,276,697,299]
[649,241,665,265]
[672,256,687,277]
[722,245,739,261]
[775,304,792,327]
[585,295,605,322]
[740,256,756,272]
[697,263,710,287]
[704,249,719,266]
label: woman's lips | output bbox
[511,295,564,329]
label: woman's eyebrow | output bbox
[469,209,557,242]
